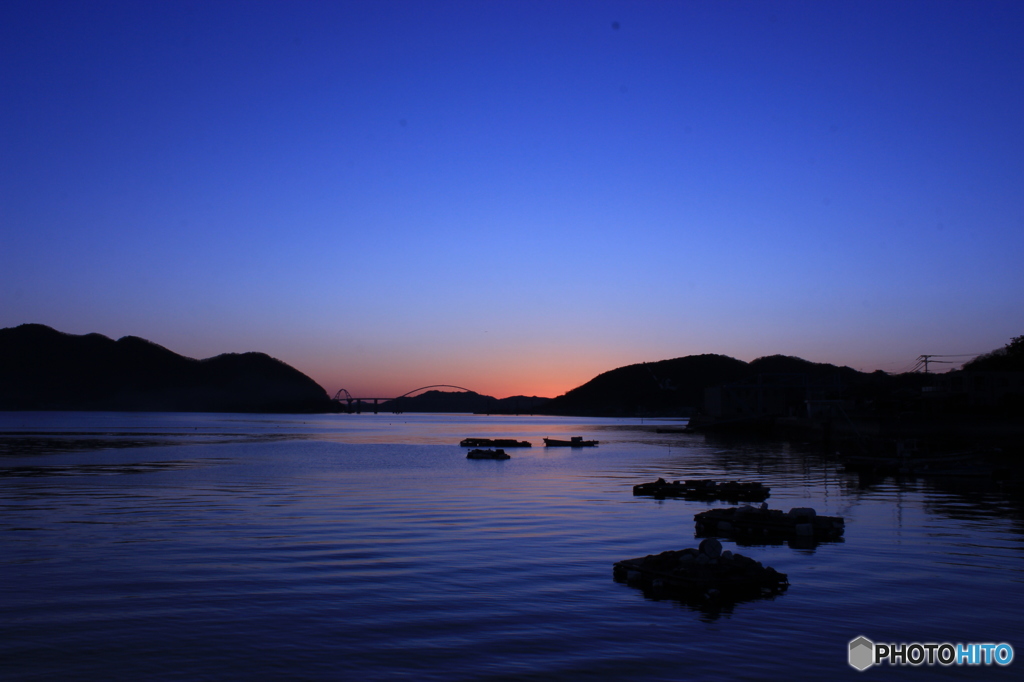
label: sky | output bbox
[2,0,1023,399]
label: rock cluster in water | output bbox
[695,504,845,541]
[460,438,532,448]
[466,448,511,460]
[632,477,770,502]
[613,538,788,602]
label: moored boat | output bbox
[543,436,598,447]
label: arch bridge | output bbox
[332,385,477,413]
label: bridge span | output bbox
[332,385,476,413]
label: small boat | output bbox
[633,478,770,502]
[466,448,510,460]
[543,436,598,447]
[460,438,531,448]
[695,505,844,542]
[613,538,788,603]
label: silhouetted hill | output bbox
[538,354,751,417]
[370,390,549,413]
[0,324,338,413]
[746,354,863,382]
[491,395,551,413]
[537,353,873,417]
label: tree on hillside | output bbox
[1010,335,1024,356]
[962,335,1024,371]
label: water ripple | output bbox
[0,415,1021,680]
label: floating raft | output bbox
[633,477,770,502]
[543,436,598,447]
[460,438,532,448]
[466,448,510,460]
[613,538,788,602]
[695,505,844,542]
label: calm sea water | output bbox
[1,412,1021,680]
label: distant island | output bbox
[368,391,550,414]
[0,324,340,413]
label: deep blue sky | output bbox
[3,1,1022,398]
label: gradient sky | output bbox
[3,1,1023,399]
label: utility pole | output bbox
[916,355,958,373]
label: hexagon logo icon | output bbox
[849,636,875,671]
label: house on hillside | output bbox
[934,371,1024,407]
[704,373,849,420]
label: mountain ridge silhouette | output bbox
[0,324,337,413]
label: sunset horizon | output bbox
[4,1,1021,399]
[2,319,996,402]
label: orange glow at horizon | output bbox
[301,349,636,401]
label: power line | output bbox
[920,353,986,358]
[916,353,986,373]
